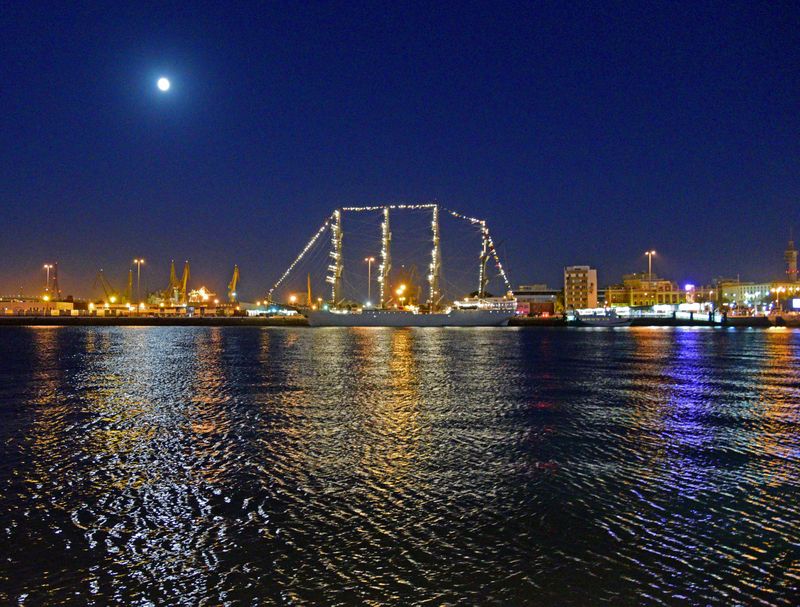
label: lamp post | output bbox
[43,264,52,294]
[133,259,145,303]
[364,257,375,305]
[645,250,656,281]
[395,284,407,308]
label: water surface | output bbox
[0,327,798,605]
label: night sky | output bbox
[2,2,799,300]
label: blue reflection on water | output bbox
[0,326,798,605]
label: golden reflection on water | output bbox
[370,329,422,475]
[5,326,799,606]
[753,329,798,485]
[26,329,67,480]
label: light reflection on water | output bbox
[0,326,798,605]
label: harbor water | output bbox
[0,326,798,605]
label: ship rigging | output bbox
[267,203,513,314]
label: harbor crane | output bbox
[93,270,120,303]
[228,265,239,303]
[180,261,190,304]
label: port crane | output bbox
[93,270,121,303]
[124,269,133,303]
[180,261,190,303]
[228,265,239,303]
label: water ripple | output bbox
[0,326,798,605]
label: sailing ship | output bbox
[269,203,517,327]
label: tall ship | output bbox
[268,203,516,327]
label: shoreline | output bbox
[0,316,779,328]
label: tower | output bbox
[785,236,798,282]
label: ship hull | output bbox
[574,318,631,327]
[307,309,513,327]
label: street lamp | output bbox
[645,250,656,281]
[395,284,407,307]
[289,294,297,305]
[364,257,375,305]
[43,264,52,293]
[133,259,145,303]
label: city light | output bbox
[645,250,656,281]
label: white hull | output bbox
[307,309,513,327]
[576,318,631,327]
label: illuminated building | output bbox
[564,266,597,310]
[0,298,74,316]
[513,284,562,316]
[716,280,800,309]
[605,273,685,307]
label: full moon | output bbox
[157,77,171,92]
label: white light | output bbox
[157,77,171,92]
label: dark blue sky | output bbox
[2,2,799,299]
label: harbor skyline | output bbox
[2,3,799,296]
[2,4,800,605]
[3,226,796,306]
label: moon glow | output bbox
[157,77,171,92]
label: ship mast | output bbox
[428,204,441,310]
[378,206,392,308]
[327,209,343,304]
[478,220,489,298]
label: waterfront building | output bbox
[1,298,74,315]
[716,279,800,310]
[604,273,685,307]
[513,284,562,316]
[712,238,800,311]
[564,266,598,310]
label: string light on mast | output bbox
[326,210,343,303]
[268,214,334,301]
[267,202,513,307]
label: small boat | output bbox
[574,309,631,327]
[769,312,800,327]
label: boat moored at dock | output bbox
[267,203,517,327]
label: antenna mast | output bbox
[326,209,343,303]
[428,204,441,310]
[378,207,392,307]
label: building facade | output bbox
[717,280,800,309]
[604,273,685,307]
[564,266,598,310]
[514,284,562,316]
